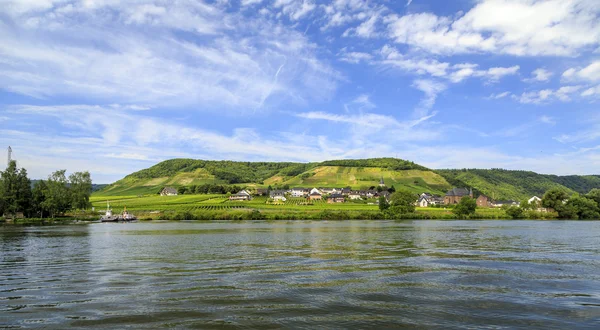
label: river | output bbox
[1,220,600,328]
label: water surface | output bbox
[1,220,600,328]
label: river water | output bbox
[1,220,600,329]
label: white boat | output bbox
[100,201,119,222]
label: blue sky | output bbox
[1,0,600,183]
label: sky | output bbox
[1,0,600,183]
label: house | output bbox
[310,188,322,195]
[229,190,252,201]
[366,190,378,198]
[417,195,431,207]
[348,191,362,200]
[476,195,491,207]
[430,195,444,205]
[320,187,338,195]
[290,188,309,197]
[341,187,352,196]
[308,191,322,201]
[327,194,345,203]
[160,187,178,196]
[528,196,542,206]
[492,200,519,208]
[444,188,473,204]
[377,191,391,200]
[270,190,287,202]
[255,188,268,196]
[379,177,385,187]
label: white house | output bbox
[229,190,252,201]
[528,196,542,205]
[348,191,362,200]
[290,188,308,197]
[160,187,178,196]
[270,190,287,202]
[417,196,430,207]
[310,188,322,195]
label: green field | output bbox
[90,193,511,220]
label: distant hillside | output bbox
[95,158,600,199]
[96,158,445,196]
[436,169,578,201]
[541,175,600,194]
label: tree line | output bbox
[0,161,93,219]
[502,188,600,220]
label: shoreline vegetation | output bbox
[2,158,599,223]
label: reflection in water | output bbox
[1,220,600,328]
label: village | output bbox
[158,178,546,210]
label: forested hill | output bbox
[436,169,600,200]
[96,158,600,199]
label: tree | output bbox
[42,170,71,218]
[0,161,32,218]
[31,180,48,218]
[378,196,390,211]
[386,189,416,216]
[505,206,524,219]
[388,185,396,193]
[519,199,531,210]
[453,197,477,218]
[542,188,569,211]
[69,171,92,210]
[586,189,600,206]
[177,186,187,195]
[566,195,600,220]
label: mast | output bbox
[7,146,12,167]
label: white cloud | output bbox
[562,60,600,82]
[514,85,583,104]
[274,0,316,21]
[0,1,340,110]
[343,14,379,38]
[385,0,600,56]
[581,85,600,97]
[488,91,511,99]
[528,68,553,82]
[337,49,373,64]
[449,64,519,83]
[412,79,446,115]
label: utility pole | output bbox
[7,146,12,168]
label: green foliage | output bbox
[69,171,92,210]
[0,161,32,217]
[542,175,600,194]
[437,168,576,201]
[505,206,524,219]
[453,197,477,218]
[385,189,416,217]
[542,188,570,211]
[31,180,48,218]
[378,196,390,211]
[124,159,301,184]
[320,158,429,171]
[586,188,600,206]
[42,170,72,218]
[565,195,600,220]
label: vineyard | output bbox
[90,194,380,215]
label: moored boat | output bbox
[100,201,119,222]
[100,202,137,222]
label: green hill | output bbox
[95,158,600,199]
[95,158,448,196]
[436,169,580,201]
